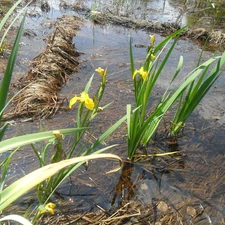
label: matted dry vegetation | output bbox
[4,15,82,120]
[90,11,225,46]
[185,28,225,45]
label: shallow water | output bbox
[1,0,225,224]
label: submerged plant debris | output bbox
[4,15,82,120]
[38,149,224,225]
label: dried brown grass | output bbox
[4,15,82,120]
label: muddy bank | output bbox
[61,0,225,47]
[90,11,180,34]
[60,0,225,47]
[89,11,225,47]
[3,15,82,120]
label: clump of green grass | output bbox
[127,29,184,160]
[127,27,225,160]
[170,51,225,136]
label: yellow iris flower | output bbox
[39,202,56,215]
[133,66,148,81]
[95,67,105,77]
[69,92,94,110]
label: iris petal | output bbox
[69,92,94,110]
[133,67,148,81]
[69,96,78,108]
[85,98,95,110]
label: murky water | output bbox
[1,0,225,224]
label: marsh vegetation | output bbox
[0,0,225,224]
